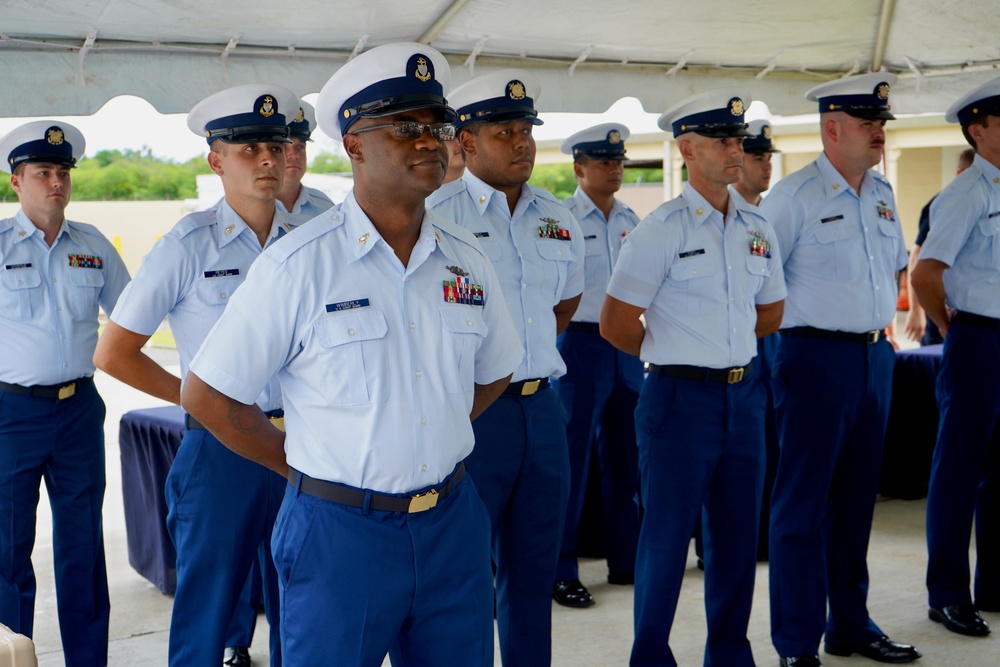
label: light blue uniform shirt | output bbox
[760,151,907,332]
[607,183,785,368]
[277,184,334,218]
[0,210,130,385]
[190,192,523,494]
[110,198,297,410]
[920,153,1000,319]
[427,171,585,381]
[562,187,640,323]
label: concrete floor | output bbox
[24,353,996,666]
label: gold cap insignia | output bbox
[293,108,304,123]
[762,126,772,139]
[829,103,836,110]
[508,81,526,100]
[415,56,432,83]
[973,107,979,114]
[876,83,890,100]
[729,98,745,116]
[259,96,275,118]
[46,128,64,145]
[608,130,622,144]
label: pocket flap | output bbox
[315,308,389,348]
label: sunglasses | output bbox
[349,121,457,142]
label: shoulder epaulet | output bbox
[264,207,344,263]
[871,169,893,190]
[171,209,219,239]
[947,164,983,194]
[770,161,821,198]
[646,196,687,223]
[429,210,487,258]
[528,184,560,203]
[64,220,109,240]
[426,179,467,207]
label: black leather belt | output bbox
[954,311,1000,330]
[781,326,884,345]
[0,376,92,400]
[648,363,753,384]
[290,462,467,514]
[566,321,600,334]
[503,377,549,396]
[185,409,285,432]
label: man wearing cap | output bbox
[732,118,781,562]
[0,121,129,667]
[601,89,785,667]
[912,74,1000,639]
[94,83,299,666]
[180,43,522,666]
[551,122,642,608]
[426,69,584,666]
[277,100,335,217]
[760,73,919,666]
[220,96,335,667]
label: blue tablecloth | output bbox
[879,345,944,500]
[119,405,184,595]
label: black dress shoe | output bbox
[929,603,991,636]
[825,636,921,663]
[779,656,822,667]
[553,579,595,608]
[223,646,251,666]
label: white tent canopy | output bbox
[1,0,998,118]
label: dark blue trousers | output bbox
[165,428,284,667]
[552,328,641,582]
[274,474,494,666]
[469,388,570,667]
[225,556,263,647]
[926,318,1000,609]
[769,335,893,657]
[630,371,765,667]
[0,380,109,667]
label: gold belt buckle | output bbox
[727,367,745,384]
[521,379,541,396]
[867,330,882,344]
[57,382,76,400]
[408,488,439,513]
[269,416,285,432]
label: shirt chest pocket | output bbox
[313,309,390,406]
[745,255,771,304]
[67,267,106,319]
[0,268,42,320]
[876,217,905,271]
[975,217,1000,269]
[439,305,488,394]
[195,275,244,315]
[535,238,577,301]
[813,222,864,280]
[668,255,716,315]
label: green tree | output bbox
[310,151,352,174]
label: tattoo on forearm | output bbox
[226,403,261,436]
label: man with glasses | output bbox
[181,42,522,666]
[427,69,584,667]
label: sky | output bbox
[0,94,774,164]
